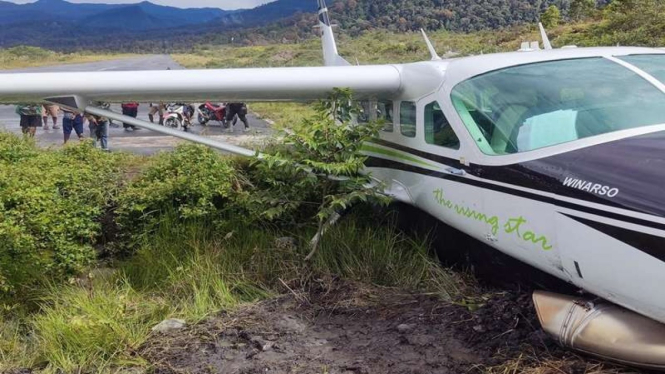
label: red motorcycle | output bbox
[197,102,227,127]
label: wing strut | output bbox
[83,105,260,158]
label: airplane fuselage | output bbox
[360,47,665,325]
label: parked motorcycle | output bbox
[197,102,228,127]
[163,103,195,131]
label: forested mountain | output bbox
[0,0,616,51]
[189,0,594,46]
[215,0,317,28]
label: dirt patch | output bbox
[141,281,641,374]
[142,282,480,374]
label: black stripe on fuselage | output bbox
[564,214,665,263]
[364,156,665,233]
[370,139,462,168]
[368,139,639,213]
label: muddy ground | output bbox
[141,280,633,374]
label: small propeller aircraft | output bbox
[2,0,665,369]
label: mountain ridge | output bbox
[0,0,590,51]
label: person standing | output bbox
[225,102,249,132]
[15,103,43,137]
[85,107,110,151]
[62,108,84,144]
[121,102,139,131]
[149,102,164,125]
[42,104,60,131]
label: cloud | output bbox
[4,0,276,10]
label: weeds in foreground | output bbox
[0,211,462,373]
[32,280,169,373]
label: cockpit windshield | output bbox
[451,57,665,155]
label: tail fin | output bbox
[318,0,350,66]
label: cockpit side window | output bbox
[424,101,460,149]
[451,57,665,155]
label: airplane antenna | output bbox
[317,0,350,66]
[538,22,553,50]
[420,29,441,60]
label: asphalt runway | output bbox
[0,55,271,155]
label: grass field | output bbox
[172,23,596,70]
[0,46,134,70]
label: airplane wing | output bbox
[0,65,402,105]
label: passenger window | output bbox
[400,101,416,138]
[378,100,393,132]
[425,101,459,149]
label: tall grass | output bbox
[0,211,464,372]
[315,218,462,300]
[32,280,169,373]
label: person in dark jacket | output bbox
[15,104,43,137]
[121,102,139,131]
[225,102,249,132]
[85,103,110,151]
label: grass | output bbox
[0,210,463,373]
[250,102,318,129]
[31,280,169,373]
[0,46,135,70]
[477,355,631,374]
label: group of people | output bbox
[120,102,170,130]
[15,103,110,151]
[14,101,252,151]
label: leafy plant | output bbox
[258,88,390,259]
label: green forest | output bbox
[151,0,663,53]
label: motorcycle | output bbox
[163,103,195,131]
[197,102,228,128]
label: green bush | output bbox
[0,136,125,301]
[115,144,246,241]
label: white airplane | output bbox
[2,0,665,369]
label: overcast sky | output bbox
[4,0,275,10]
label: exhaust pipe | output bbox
[533,290,665,370]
